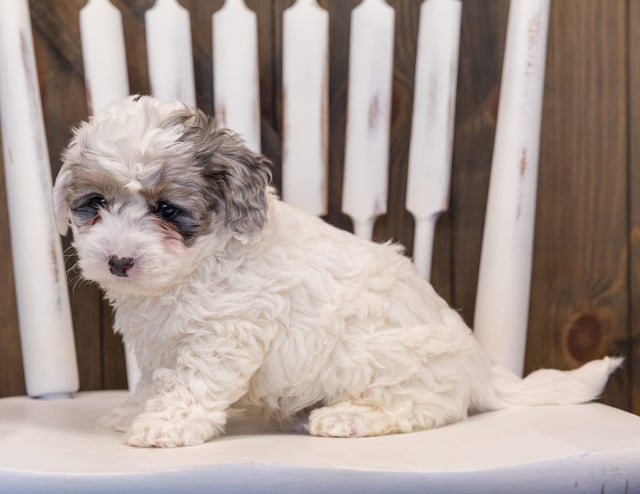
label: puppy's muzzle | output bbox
[108,256,135,277]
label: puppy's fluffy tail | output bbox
[476,356,623,411]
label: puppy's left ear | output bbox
[205,135,272,242]
[178,111,272,242]
[52,163,72,235]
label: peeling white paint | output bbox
[473,0,551,376]
[282,0,329,217]
[146,0,196,106]
[213,0,261,152]
[0,0,79,398]
[406,0,461,280]
[342,0,394,240]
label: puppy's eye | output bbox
[86,194,108,209]
[152,202,199,242]
[155,201,180,220]
[71,194,108,227]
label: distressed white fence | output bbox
[0,0,549,396]
[145,0,196,107]
[282,0,329,217]
[406,0,461,280]
[473,0,551,375]
[213,0,261,152]
[341,0,395,241]
[0,0,78,398]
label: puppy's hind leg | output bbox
[307,323,477,438]
[308,392,469,438]
[308,402,399,437]
[308,398,450,438]
[308,401,468,437]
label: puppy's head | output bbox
[53,95,271,296]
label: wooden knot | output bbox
[566,313,604,364]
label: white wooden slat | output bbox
[79,0,130,113]
[145,0,196,106]
[406,0,461,280]
[282,0,329,217]
[80,0,141,392]
[342,0,395,240]
[213,0,261,152]
[473,0,551,376]
[0,0,79,398]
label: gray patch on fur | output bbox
[161,108,272,240]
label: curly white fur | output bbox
[53,96,621,448]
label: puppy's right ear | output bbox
[52,164,72,235]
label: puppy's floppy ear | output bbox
[52,163,72,235]
[178,110,272,241]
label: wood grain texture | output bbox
[315,0,358,232]
[0,0,636,412]
[113,0,153,95]
[177,0,224,115]
[239,0,281,189]
[0,130,25,397]
[628,0,640,415]
[273,0,299,195]
[527,0,629,409]
[28,0,86,78]
[376,0,421,250]
[101,302,127,389]
[245,0,277,155]
[450,0,508,323]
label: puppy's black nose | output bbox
[108,256,134,277]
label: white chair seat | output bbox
[1,391,639,493]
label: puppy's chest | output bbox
[112,300,186,365]
[113,283,281,354]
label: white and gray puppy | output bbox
[53,95,620,448]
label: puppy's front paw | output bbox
[125,410,223,448]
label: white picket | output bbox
[282,0,329,216]
[0,0,79,398]
[79,0,141,391]
[145,0,196,106]
[341,0,395,240]
[406,0,461,280]
[79,0,130,114]
[473,0,551,376]
[213,0,261,152]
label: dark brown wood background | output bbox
[0,0,637,415]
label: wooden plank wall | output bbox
[0,0,636,415]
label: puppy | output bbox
[53,95,620,448]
